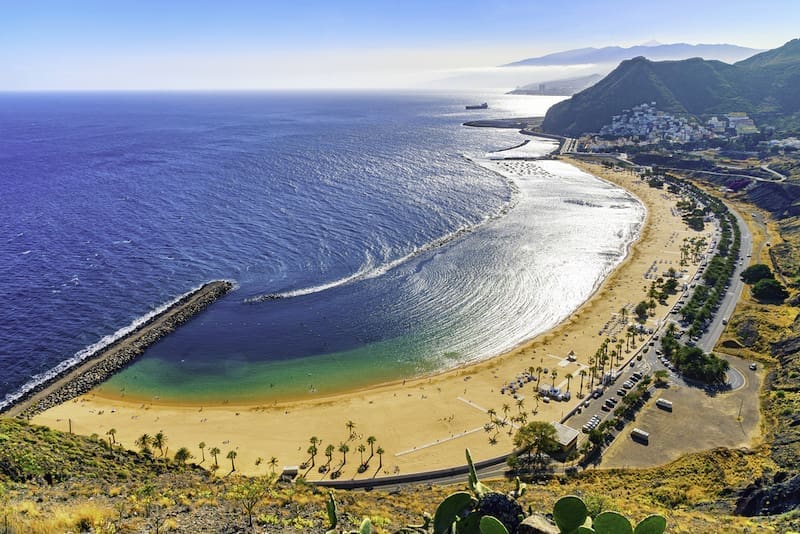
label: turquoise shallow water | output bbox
[1,91,643,407]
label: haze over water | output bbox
[0,92,644,406]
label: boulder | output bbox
[518,513,560,534]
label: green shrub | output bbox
[752,278,789,302]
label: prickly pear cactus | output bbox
[553,495,588,533]
[476,492,523,533]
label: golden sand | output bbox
[32,158,710,479]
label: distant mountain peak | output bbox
[504,42,761,67]
[641,40,663,46]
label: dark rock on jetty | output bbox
[1,280,233,420]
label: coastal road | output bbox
[697,204,752,354]
[569,195,755,445]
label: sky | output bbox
[1,0,799,90]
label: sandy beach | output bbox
[31,157,712,479]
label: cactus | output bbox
[325,491,373,534]
[466,448,491,498]
[479,515,510,534]
[509,477,527,500]
[633,515,667,534]
[553,495,589,533]
[326,491,338,533]
[358,518,373,534]
[476,492,523,533]
[433,492,474,534]
[592,511,632,533]
[549,495,665,534]
[324,450,667,534]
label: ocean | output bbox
[0,91,644,406]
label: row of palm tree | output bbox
[124,430,246,473]
[306,425,385,478]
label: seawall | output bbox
[1,280,233,419]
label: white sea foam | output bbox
[244,161,521,304]
[0,283,217,412]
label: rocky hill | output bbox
[541,39,800,136]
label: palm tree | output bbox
[226,450,237,471]
[597,350,606,381]
[551,369,558,388]
[135,433,152,455]
[268,456,278,474]
[578,369,587,398]
[338,442,349,465]
[198,441,206,463]
[357,443,366,466]
[535,366,543,383]
[366,435,376,457]
[153,431,167,457]
[307,444,318,467]
[174,447,192,466]
[325,444,335,466]
[345,420,357,440]
[486,408,497,423]
[588,356,596,391]
[516,398,525,413]
[106,428,117,445]
[376,446,384,469]
[309,436,319,449]
[501,403,511,422]
[620,306,627,323]
[628,325,638,349]
[210,446,220,467]
[565,372,573,392]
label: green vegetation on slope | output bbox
[542,38,800,136]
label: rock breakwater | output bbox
[1,280,233,419]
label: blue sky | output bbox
[2,0,798,90]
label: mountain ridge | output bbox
[541,39,800,136]
[505,42,761,67]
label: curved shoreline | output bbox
[91,155,646,409]
[245,157,522,304]
[31,156,703,479]
[1,280,233,419]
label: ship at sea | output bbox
[465,102,488,110]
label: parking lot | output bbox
[598,354,762,469]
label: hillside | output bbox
[541,39,800,137]
[505,42,759,67]
[0,417,793,532]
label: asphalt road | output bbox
[570,196,755,445]
[697,204,753,353]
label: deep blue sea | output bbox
[0,91,644,405]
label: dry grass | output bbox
[5,500,115,533]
